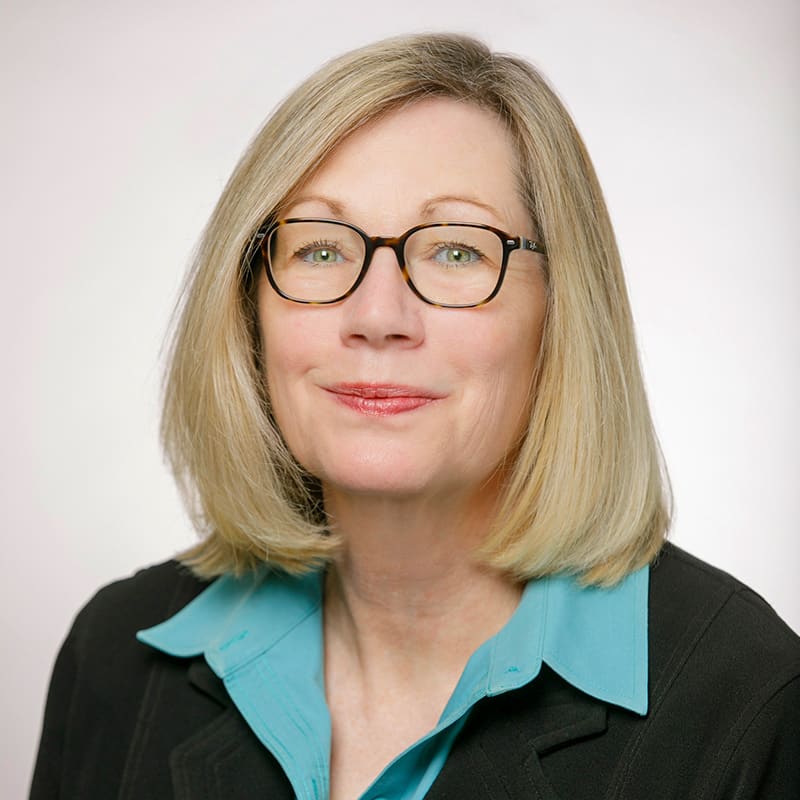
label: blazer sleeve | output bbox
[28,560,209,800]
[29,622,80,799]
[711,672,800,799]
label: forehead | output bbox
[284,97,527,231]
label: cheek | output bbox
[258,296,316,436]
[452,310,544,453]
[259,291,329,386]
[471,290,544,389]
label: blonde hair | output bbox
[162,33,671,585]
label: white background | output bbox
[2,0,798,795]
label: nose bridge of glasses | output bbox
[364,234,406,270]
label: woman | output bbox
[30,33,799,799]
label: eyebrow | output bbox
[283,195,346,217]
[419,194,504,222]
[284,194,505,224]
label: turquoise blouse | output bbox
[138,565,648,800]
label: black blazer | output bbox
[30,543,800,799]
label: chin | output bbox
[305,448,441,499]
[320,464,431,498]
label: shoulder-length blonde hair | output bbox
[162,33,671,585]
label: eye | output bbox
[431,242,484,265]
[294,240,345,264]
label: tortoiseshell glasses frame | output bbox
[253,217,547,309]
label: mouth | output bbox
[324,383,444,416]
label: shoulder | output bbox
[30,561,214,799]
[649,541,800,665]
[642,542,800,795]
[69,559,210,656]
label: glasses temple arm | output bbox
[519,236,547,256]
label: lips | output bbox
[324,383,444,416]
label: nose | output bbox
[339,245,425,349]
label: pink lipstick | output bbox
[325,383,443,416]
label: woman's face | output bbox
[258,97,548,503]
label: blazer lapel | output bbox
[122,656,606,800]
[167,660,295,800]
[427,666,608,800]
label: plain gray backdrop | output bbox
[2,1,798,796]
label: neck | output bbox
[320,486,524,800]
[322,483,523,681]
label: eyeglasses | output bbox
[254,218,546,308]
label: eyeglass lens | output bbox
[265,220,506,306]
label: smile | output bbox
[324,383,444,416]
